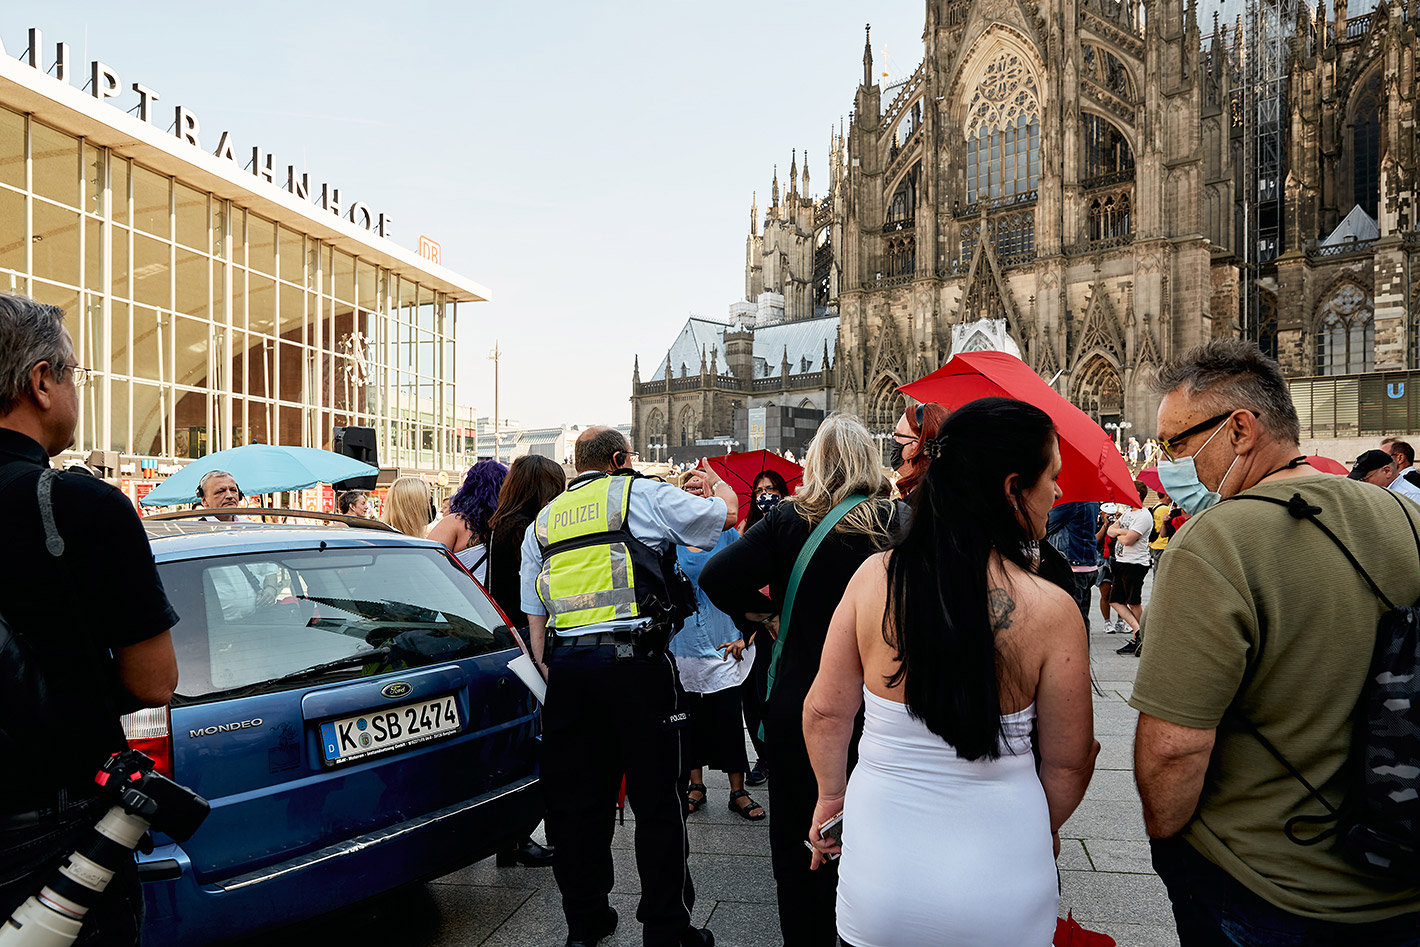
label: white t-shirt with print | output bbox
[1116,507,1154,565]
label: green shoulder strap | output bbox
[761,493,870,721]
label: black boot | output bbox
[496,837,555,867]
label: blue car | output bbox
[126,518,542,945]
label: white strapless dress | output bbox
[835,688,1057,947]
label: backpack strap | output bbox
[761,494,869,713]
[1225,492,1397,609]
[1221,488,1420,844]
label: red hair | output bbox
[895,402,950,496]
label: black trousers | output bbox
[765,699,855,947]
[543,643,693,947]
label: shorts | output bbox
[1097,561,1112,587]
[1111,562,1148,606]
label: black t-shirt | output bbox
[698,498,905,731]
[0,429,179,808]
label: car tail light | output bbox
[121,706,173,777]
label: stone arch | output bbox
[1344,62,1383,219]
[950,26,1047,125]
[677,405,698,447]
[644,408,666,448]
[1071,354,1124,428]
[1312,279,1374,375]
[1080,109,1138,180]
[867,374,907,436]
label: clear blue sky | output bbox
[4,1,925,428]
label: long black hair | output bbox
[884,397,1056,760]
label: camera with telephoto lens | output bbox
[0,750,209,946]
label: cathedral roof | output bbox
[1321,205,1380,247]
[650,314,839,380]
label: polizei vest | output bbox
[535,472,677,632]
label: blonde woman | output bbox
[700,414,904,947]
[381,476,432,538]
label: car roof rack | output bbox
[143,508,399,532]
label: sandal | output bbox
[686,783,708,814]
[728,789,765,821]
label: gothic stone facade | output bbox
[632,0,1419,455]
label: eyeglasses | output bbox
[1158,411,1248,461]
[53,363,90,388]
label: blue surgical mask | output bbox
[755,492,782,513]
[1155,422,1239,516]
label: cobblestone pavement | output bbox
[250,579,1179,947]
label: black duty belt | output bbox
[547,630,635,651]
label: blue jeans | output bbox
[1151,836,1420,946]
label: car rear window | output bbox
[158,545,517,702]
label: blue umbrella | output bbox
[139,444,379,508]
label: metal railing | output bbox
[1310,237,1377,259]
[1081,169,1135,190]
[958,190,1039,218]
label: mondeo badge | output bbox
[381,681,412,699]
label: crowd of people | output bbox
[3,287,1419,947]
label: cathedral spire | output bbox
[802,151,810,197]
[750,192,758,236]
[772,165,780,208]
[862,23,873,88]
[789,150,798,200]
[633,355,640,384]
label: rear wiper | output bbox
[267,647,393,685]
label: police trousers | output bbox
[543,642,694,947]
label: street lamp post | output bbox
[488,342,501,463]
[649,442,668,463]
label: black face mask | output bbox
[889,440,907,471]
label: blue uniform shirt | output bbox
[520,474,728,637]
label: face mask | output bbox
[1155,422,1239,516]
[755,492,782,513]
[889,440,907,470]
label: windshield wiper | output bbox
[268,646,393,685]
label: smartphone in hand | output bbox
[805,811,844,862]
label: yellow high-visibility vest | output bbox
[536,474,658,632]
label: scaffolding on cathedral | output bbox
[1240,0,1299,350]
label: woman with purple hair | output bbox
[429,459,508,584]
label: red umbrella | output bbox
[1137,466,1163,494]
[707,450,805,520]
[1306,455,1349,475]
[900,351,1138,504]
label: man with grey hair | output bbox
[1131,339,1420,941]
[0,293,179,944]
[195,469,244,521]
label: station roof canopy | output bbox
[0,52,490,303]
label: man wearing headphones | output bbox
[195,470,245,522]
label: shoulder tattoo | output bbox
[988,588,1016,631]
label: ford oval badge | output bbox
[381,681,412,700]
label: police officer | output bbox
[521,427,736,947]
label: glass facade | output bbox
[0,105,470,475]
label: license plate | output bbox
[319,694,460,766]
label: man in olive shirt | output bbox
[1132,340,1420,943]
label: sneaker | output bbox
[1105,619,1128,634]
[745,760,768,787]
[680,927,715,947]
[1116,638,1139,656]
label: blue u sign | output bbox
[1388,383,1406,399]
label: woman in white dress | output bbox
[804,397,1099,947]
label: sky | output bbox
[3,1,926,428]
[10,0,1367,427]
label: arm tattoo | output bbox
[988,588,1016,630]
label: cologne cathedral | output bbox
[632,0,1418,457]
